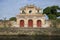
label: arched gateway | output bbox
[37,20,42,27]
[16,5,49,28]
[28,20,33,27]
[20,20,24,27]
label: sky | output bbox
[0,0,60,20]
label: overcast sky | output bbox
[0,0,60,19]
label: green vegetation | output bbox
[50,19,60,28]
[43,6,60,28]
[43,6,60,19]
[9,17,16,21]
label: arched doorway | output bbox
[37,20,42,27]
[20,20,24,27]
[28,20,33,27]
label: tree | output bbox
[43,7,51,15]
[48,14,57,20]
[57,12,60,17]
[9,17,16,21]
[43,6,60,19]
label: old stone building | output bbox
[15,5,50,28]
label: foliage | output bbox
[48,14,57,19]
[57,12,60,17]
[43,7,51,15]
[51,18,60,28]
[56,19,60,24]
[43,6,60,19]
[9,17,16,21]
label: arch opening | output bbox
[28,19,33,27]
[20,20,24,27]
[37,20,42,27]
